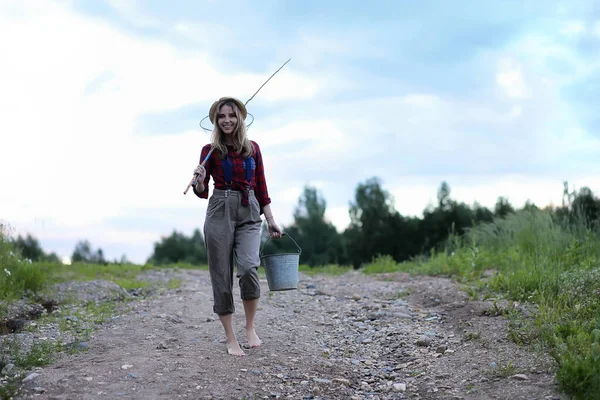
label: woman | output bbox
[192,96,282,356]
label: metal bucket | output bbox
[260,233,301,291]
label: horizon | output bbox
[2,0,599,264]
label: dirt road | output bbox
[19,269,566,399]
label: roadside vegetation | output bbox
[362,209,600,399]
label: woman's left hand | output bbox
[268,219,283,239]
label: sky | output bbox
[1,0,599,264]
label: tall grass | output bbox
[363,209,600,399]
[0,225,45,302]
[0,224,207,306]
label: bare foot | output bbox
[246,328,262,348]
[226,340,245,356]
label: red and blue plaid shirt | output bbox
[194,140,271,213]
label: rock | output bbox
[23,372,40,383]
[5,301,45,321]
[510,374,529,381]
[65,315,79,323]
[416,337,432,347]
[67,341,89,351]
[392,382,407,392]
[436,346,447,354]
[167,315,183,324]
[1,363,15,375]
[4,318,27,333]
[121,364,133,370]
[333,378,350,385]
[313,378,332,384]
[47,280,127,304]
[22,372,41,389]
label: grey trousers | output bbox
[203,189,262,315]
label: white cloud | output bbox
[401,94,440,107]
[496,57,531,98]
[559,20,586,37]
[509,33,598,87]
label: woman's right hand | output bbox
[193,165,206,181]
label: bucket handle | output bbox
[260,233,302,257]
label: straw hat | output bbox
[209,97,248,124]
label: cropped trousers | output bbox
[203,189,262,315]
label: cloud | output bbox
[560,20,586,37]
[0,0,322,260]
[2,0,600,265]
[496,57,531,98]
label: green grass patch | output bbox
[167,278,182,289]
[1,256,205,304]
[298,264,353,276]
[0,235,45,303]
[361,254,406,275]
[0,338,61,399]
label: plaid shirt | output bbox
[194,140,271,213]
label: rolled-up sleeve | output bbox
[252,141,271,213]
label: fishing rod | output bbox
[183,58,291,195]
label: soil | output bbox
[14,269,567,400]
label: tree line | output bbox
[9,236,130,265]
[10,178,599,268]
[147,178,600,268]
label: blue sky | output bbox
[1,0,599,264]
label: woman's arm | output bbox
[262,204,282,238]
[193,145,212,198]
[262,204,275,222]
[192,181,205,197]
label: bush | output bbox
[0,224,45,301]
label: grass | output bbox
[298,264,353,276]
[362,209,600,399]
[0,239,207,306]
[0,337,62,400]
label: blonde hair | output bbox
[210,100,254,158]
